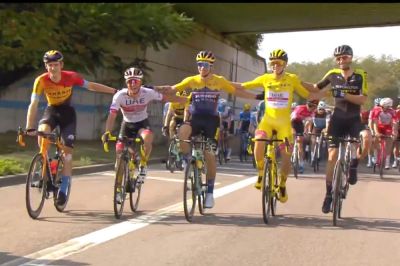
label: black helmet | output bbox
[269,49,288,62]
[333,45,353,57]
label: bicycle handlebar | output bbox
[16,126,60,147]
[103,135,117,153]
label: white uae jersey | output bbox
[110,87,164,123]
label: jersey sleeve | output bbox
[242,75,264,90]
[218,76,236,94]
[173,76,193,92]
[358,69,368,96]
[148,88,164,101]
[292,75,309,99]
[109,93,121,113]
[316,71,332,89]
[71,72,85,87]
[32,76,44,96]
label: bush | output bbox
[0,159,25,176]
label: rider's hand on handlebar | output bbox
[101,131,111,144]
[26,128,37,136]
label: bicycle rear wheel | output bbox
[218,141,224,165]
[113,157,128,219]
[26,153,47,219]
[183,161,197,222]
[292,149,299,179]
[167,141,176,173]
[379,149,385,179]
[54,157,70,212]
[332,160,343,226]
[262,160,272,224]
[311,141,318,173]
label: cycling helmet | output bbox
[318,101,327,109]
[333,45,353,57]
[307,99,319,106]
[124,67,143,80]
[243,103,251,111]
[196,50,216,63]
[218,98,227,106]
[43,50,63,63]
[269,49,288,62]
[374,97,382,106]
[380,97,393,108]
[291,102,298,109]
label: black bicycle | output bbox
[103,135,145,219]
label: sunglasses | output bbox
[197,62,212,68]
[127,78,141,86]
[268,60,285,66]
[335,55,352,61]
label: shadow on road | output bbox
[35,209,118,224]
[0,251,89,266]
[154,212,400,233]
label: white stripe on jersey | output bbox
[110,87,163,123]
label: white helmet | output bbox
[291,102,298,108]
[380,97,393,108]
[318,101,327,109]
[218,98,227,106]
[124,67,143,80]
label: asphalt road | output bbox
[1,157,399,266]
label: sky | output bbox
[258,25,400,64]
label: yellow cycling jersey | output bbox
[243,72,309,119]
[169,102,185,118]
[173,74,235,116]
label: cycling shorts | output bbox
[377,124,392,136]
[257,116,293,144]
[191,114,219,140]
[39,104,76,148]
[119,119,151,139]
[291,119,304,136]
[327,113,363,148]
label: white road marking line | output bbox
[4,176,258,266]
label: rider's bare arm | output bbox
[26,97,39,130]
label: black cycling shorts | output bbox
[327,113,363,148]
[119,119,151,139]
[191,114,220,140]
[291,120,304,136]
[39,105,76,148]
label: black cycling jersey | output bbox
[316,68,368,118]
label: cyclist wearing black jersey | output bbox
[313,45,372,214]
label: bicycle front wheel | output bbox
[332,160,343,226]
[262,159,272,224]
[113,157,128,219]
[183,161,197,222]
[130,178,142,212]
[292,149,299,179]
[270,162,278,216]
[26,153,47,219]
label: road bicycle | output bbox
[165,135,184,173]
[290,134,301,179]
[182,131,211,222]
[254,130,290,224]
[246,134,256,168]
[327,135,360,226]
[373,134,393,179]
[309,132,327,173]
[103,134,145,219]
[17,126,68,219]
[239,130,250,162]
[216,127,228,165]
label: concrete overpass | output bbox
[175,3,400,35]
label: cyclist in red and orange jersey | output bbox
[368,98,383,167]
[392,104,400,168]
[371,97,398,169]
[25,50,117,205]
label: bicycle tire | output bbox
[113,157,128,219]
[311,142,318,173]
[130,179,142,212]
[292,150,299,179]
[218,142,224,165]
[183,161,197,222]
[379,144,385,179]
[54,157,70,212]
[262,159,272,224]
[332,160,343,226]
[26,153,47,219]
[270,161,278,216]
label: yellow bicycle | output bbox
[254,130,290,224]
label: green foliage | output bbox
[0,159,25,175]
[0,3,194,89]
[226,34,264,56]
[286,55,400,109]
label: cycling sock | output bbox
[207,179,215,193]
[279,174,287,187]
[326,182,332,195]
[60,175,70,193]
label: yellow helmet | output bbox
[243,103,251,111]
[269,49,288,62]
[196,50,216,63]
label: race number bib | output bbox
[266,91,289,108]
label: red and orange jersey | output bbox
[32,71,85,106]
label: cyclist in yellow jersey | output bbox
[232,49,321,203]
[163,90,190,139]
[154,50,256,208]
[25,50,117,205]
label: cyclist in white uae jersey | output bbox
[102,67,187,178]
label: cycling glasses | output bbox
[126,78,141,86]
[268,60,285,67]
[335,55,352,62]
[197,61,212,68]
